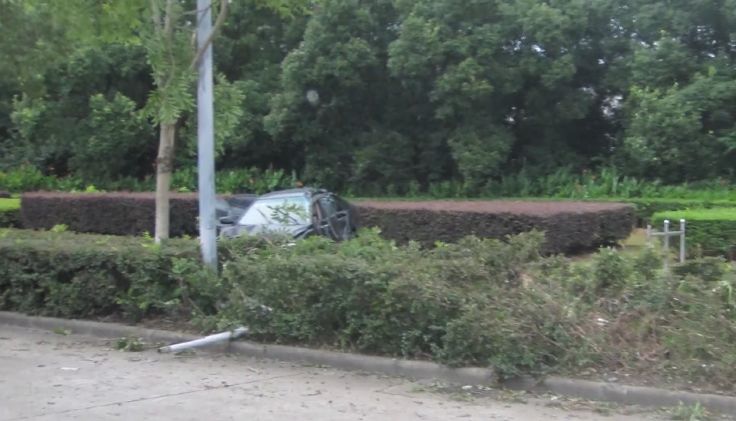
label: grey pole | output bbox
[679,219,686,263]
[196,0,217,271]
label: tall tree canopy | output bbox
[1,0,734,195]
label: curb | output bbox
[0,312,493,387]
[504,376,736,415]
[3,312,736,414]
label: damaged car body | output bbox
[218,188,356,241]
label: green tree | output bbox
[265,0,408,189]
[15,0,307,241]
[388,0,632,189]
[622,71,736,182]
[8,44,153,177]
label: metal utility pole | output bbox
[196,0,217,271]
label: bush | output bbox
[354,200,635,254]
[211,231,736,386]
[0,229,198,320]
[652,208,736,258]
[20,192,253,237]
[0,198,20,228]
[214,230,592,376]
[3,227,736,387]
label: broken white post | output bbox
[158,327,248,353]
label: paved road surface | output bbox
[0,325,662,421]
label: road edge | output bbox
[2,311,735,414]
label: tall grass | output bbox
[2,164,734,200]
[0,165,296,195]
[481,167,736,200]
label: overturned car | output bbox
[218,188,356,241]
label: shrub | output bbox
[354,200,635,254]
[0,198,20,228]
[0,229,198,320]
[212,232,736,384]
[652,208,736,258]
[3,227,736,387]
[20,192,252,237]
[213,230,599,377]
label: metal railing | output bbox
[646,219,686,270]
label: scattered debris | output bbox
[115,337,145,352]
[52,327,71,336]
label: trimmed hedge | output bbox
[0,198,20,228]
[0,229,198,320]
[652,208,736,259]
[354,200,635,254]
[20,192,253,237]
[3,228,736,386]
[618,198,736,225]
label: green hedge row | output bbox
[0,229,198,320]
[652,208,736,259]
[3,228,736,386]
[614,198,736,225]
[0,198,20,228]
[20,192,206,237]
[20,193,634,253]
[355,200,635,254]
[20,192,257,237]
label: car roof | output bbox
[258,188,327,200]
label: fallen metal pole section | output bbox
[158,327,249,353]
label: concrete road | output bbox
[0,325,660,421]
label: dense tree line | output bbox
[1,0,734,195]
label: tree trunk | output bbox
[155,122,176,243]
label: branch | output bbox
[190,0,228,70]
[163,0,174,37]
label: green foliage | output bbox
[652,208,736,258]
[172,167,295,195]
[3,0,736,192]
[2,226,736,386]
[114,337,146,352]
[49,224,68,233]
[622,75,736,183]
[0,228,197,321]
[214,230,563,376]
[668,402,711,421]
[0,198,20,228]
[70,93,154,181]
[0,164,295,195]
[622,198,736,224]
[0,198,19,212]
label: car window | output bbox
[238,196,310,226]
[318,196,338,217]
